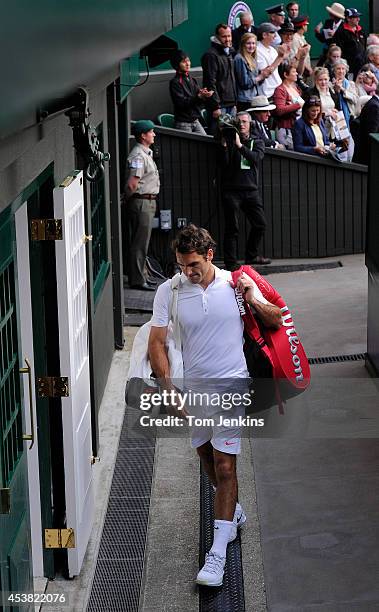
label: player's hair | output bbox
[172,224,217,255]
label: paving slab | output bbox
[265,254,367,358]
[252,439,379,611]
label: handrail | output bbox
[153,125,214,142]
[153,124,368,172]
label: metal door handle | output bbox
[20,358,35,450]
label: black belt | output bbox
[132,194,157,200]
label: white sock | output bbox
[210,520,234,557]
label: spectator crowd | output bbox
[126,3,379,280]
[168,2,379,165]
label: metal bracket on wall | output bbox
[37,376,69,398]
[31,218,63,241]
[44,528,75,549]
[0,488,10,514]
[65,87,110,182]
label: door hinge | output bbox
[44,528,75,549]
[31,219,63,241]
[0,488,10,514]
[37,376,69,398]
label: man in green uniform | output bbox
[124,120,160,290]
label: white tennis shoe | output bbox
[196,552,226,587]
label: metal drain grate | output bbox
[87,408,156,612]
[308,353,366,365]
[199,470,245,612]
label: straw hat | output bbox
[246,96,276,111]
[326,3,346,20]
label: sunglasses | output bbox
[307,96,321,105]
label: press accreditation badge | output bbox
[240,140,254,170]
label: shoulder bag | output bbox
[231,266,310,412]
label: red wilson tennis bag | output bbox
[231,266,310,412]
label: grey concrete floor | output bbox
[42,254,379,612]
[248,254,379,611]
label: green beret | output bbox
[133,120,155,136]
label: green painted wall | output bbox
[163,0,370,66]
[120,55,141,103]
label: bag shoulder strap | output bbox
[231,268,273,365]
[169,273,181,320]
[169,273,181,350]
[170,272,181,290]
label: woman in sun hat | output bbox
[315,3,346,65]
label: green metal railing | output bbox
[0,261,23,486]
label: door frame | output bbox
[9,163,59,580]
[15,203,44,578]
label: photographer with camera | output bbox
[218,112,271,269]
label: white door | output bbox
[54,171,94,577]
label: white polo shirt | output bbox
[150,266,267,379]
[257,41,281,98]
